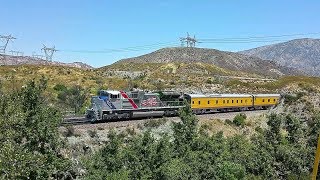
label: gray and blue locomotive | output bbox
[86,90,184,122]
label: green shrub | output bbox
[144,118,168,128]
[53,84,67,91]
[255,126,264,134]
[283,93,304,105]
[87,129,98,138]
[125,127,136,136]
[64,125,75,137]
[225,119,233,126]
[233,114,246,127]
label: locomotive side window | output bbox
[208,101,210,104]
[227,100,229,103]
[111,94,119,99]
[192,101,194,104]
[273,99,276,102]
[236,100,238,103]
[223,100,225,104]
[241,100,243,103]
[268,99,270,102]
[232,100,234,103]
[198,101,200,105]
[245,100,247,103]
[216,100,218,104]
[262,99,265,102]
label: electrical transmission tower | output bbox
[0,35,16,54]
[180,32,197,47]
[41,45,57,61]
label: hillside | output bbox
[240,38,320,76]
[115,47,301,78]
[0,54,93,69]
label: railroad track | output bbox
[61,109,269,126]
[62,117,92,125]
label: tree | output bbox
[266,113,282,146]
[57,85,88,114]
[172,101,198,156]
[284,114,304,144]
[0,77,71,179]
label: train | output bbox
[86,90,281,122]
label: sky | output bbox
[1,0,320,67]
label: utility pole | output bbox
[0,35,16,54]
[180,32,197,47]
[41,44,57,61]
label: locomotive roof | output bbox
[100,90,120,95]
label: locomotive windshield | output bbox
[99,90,109,97]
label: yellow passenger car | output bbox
[253,94,280,108]
[185,94,253,113]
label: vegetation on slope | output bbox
[84,102,320,179]
[1,74,320,179]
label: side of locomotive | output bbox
[86,90,183,122]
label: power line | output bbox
[198,32,320,42]
[9,50,24,56]
[30,32,320,55]
[59,41,179,54]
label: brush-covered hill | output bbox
[240,38,320,76]
[114,47,301,78]
[1,64,320,97]
[0,54,93,69]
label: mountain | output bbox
[114,47,301,77]
[0,54,93,69]
[239,38,320,76]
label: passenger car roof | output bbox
[185,94,252,98]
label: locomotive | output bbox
[86,90,280,122]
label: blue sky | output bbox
[2,0,320,67]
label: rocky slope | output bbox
[0,54,93,69]
[240,38,320,76]
[115,47,301,77]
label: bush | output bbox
[144,118,168,128]
[53,84,67,91]
[87,129,98,138]
[283,93,304,105]
[125,127,136,136]
[64,125,75,137]
[225,119,233,126]
[255,126,264,134]
[233,114,246,127]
